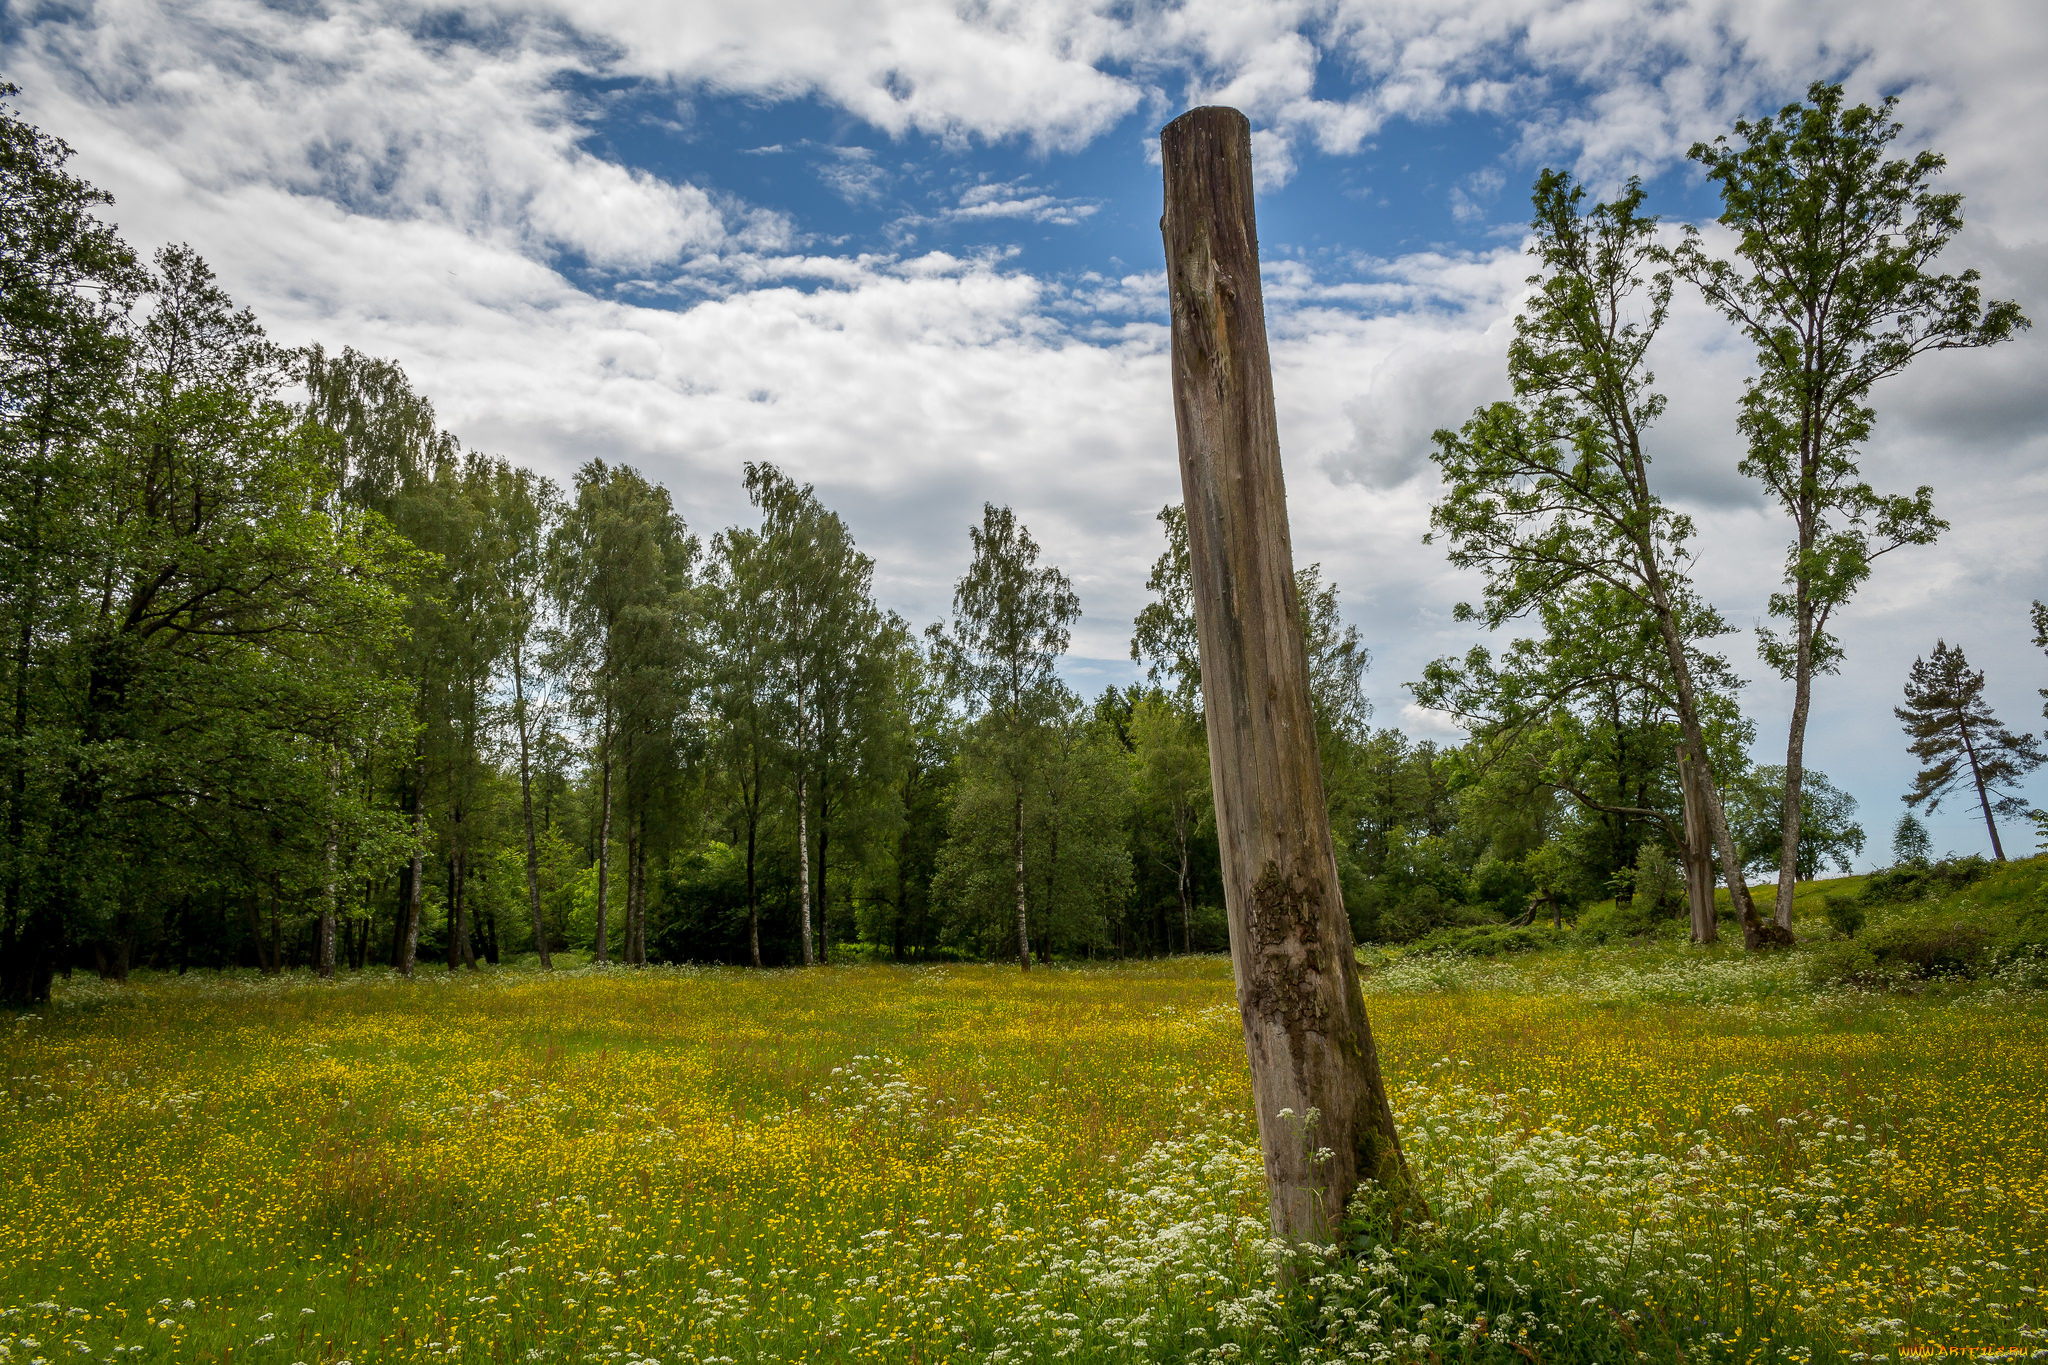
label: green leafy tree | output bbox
[1726,766,1864,881]
[299,345,460,975]
[1677,81,2027,924]
[1891,811,1931,867]
[928,504,1079,970]
[1129,695,1210,953]
[548,461,696,964]
[1894,640,2043,862]
[745,463,894,965]
[706,517,777,966]
[1426,172,1776,946]
[933,705,1130,960]
[0,87,143,1001]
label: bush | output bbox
[1822,894,1866,938]
[1575,894,1685,945]
[1409,923,1560,958]
[1856,854,1993,906]
[1806,856,2048,988]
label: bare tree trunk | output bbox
[456,844,475,969]
[1177,806,1194,954]
[1012,780,1030,971]
[628,811,646,965]
[746,772,762,968]
[817,784,830,965]
[319,816,337,980]
[1959,722,2008,861]
[1776,605,1814,927]
[244,892,271,974]
[268,875,283,976]
[514,642,550,968]
[595,707,613,966]
[1676,742,1717,943]
[1162,104,1421,1244]
[797,769,814,966]
[400,755,425,976]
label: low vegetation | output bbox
[4,861,2043,1364]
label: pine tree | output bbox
[1895,640,2044,861]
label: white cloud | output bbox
[8,0,2045,859]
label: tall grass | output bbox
[2,880,2043,1363]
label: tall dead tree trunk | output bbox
[1161,105,1422,1244]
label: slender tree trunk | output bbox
[817,784,830,965]
[400,756,425,976]
[244,892,270,973]
[1178,811,1194,954]
[514,641,550,968]
[3,571,33,998]
[628,810,645,965]
[1776,593,1816,927]
[745,779,761,968]
[1676,742,1717,944]
[1162,105,1419,1243]
[595,708,613,966]
[1958,722,2008,861]
[1637,542,1770,945]
[390,863,409,967]
[797,769,814,966]
[268,876,283,975]
[1012,779,1030,971]
[319,813,338,980]
[455,844,475,969]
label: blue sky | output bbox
[7,0,2047,864]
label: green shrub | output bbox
[1857,854,1993,905]
[1575,892,1687,944]
[1409,923,1560,957]
[1822,894,1866,938]
[1806,856,2047,988]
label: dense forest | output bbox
[1,82,2038,1002]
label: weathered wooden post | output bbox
[1160,106,1421,1244]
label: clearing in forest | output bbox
[2,878,2045,1364]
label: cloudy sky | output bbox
[7,0,2045,862]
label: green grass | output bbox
[3,865,2045,1364]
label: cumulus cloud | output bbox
[7,0,2045,859]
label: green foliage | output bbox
[1822,894,1866,939]
[1892,810,1932,864]
[1806,857,2047,988]
[1407,922,1561,958]
[1679,80,2025,906]
[1724,764,1865,879]
[1856,853,1994,906]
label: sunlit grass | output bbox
[3,892,2044,1364]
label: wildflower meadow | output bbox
[4,875,2045,1365]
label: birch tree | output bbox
[929,504,1078,971]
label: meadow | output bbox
[3,870,2045,1365]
